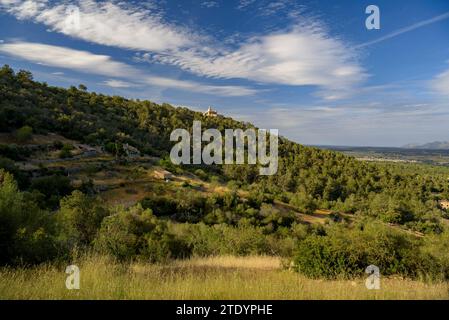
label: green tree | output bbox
[57,191,109,247]
[0,170,57,265]
[290,191,317,215]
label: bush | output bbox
[0,156,27,187]
[182,223,292,256]
[104,142,121,156]
[247,189,274,208]
[292,222,445,279]
[140,195,177,217]
[52,141,64,149]
[94,204,190,262]
[0,144,30,161]
[290,191,317,215]
[180,181,190,188]
[59,144,74,159]
[260,203,296,231]
[140,192,206,222]
[15,125,33,142]
[30,175,73,208]
[421,231,449,280]
[194,169,207,180]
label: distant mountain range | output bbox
[402,141,449,149]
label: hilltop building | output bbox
[204,106,218,117]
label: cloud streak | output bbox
[103,79,134,88]
[0,41,137,77]
[431,62,449,96]
[201,1,219,9]
[356,11,449,48]
[0,41,258,96]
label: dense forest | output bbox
[1,65,449,279]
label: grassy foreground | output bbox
[1,255,448,300]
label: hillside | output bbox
[1,65,449,281]
[2,65,448,227]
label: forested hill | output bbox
[0,65,254,156]
[1,65,448,234]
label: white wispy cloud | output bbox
[0,0,367,100]
[0,0,195,51]
[148,24,367,100]
[201,1,219,9]
[102,79,134,88]
[237,0,256,10]
[236,0,302,18]
[231,101,449,146]
[0,42,137,77]
[431,63,449,96]
[143,76,259,96]
[0,41,257,96]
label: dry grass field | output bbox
[1,255,448,300]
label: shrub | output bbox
[260,203,296,230]
[59,144,74,159]
[52,141,64,149]
[141,192,207,222]
[290,222,311,241]
[247,189,274,208]
[0,144,29,161]
[104,142,126,157]
[194,169,207,180]
[421,231,449,280]
[292,222,445,280]
[94,204,190,262]
[140,195,177,217]
[180,181,190,188]
[227,180,240,190]
[181,223,292,256]
[78,178,95,195]
[210,175,221,185]
[15,125,33,142]
[0,156,27,187]
[290,191,317,215]
[30,175,73,208]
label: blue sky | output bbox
[1,0,449,147]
